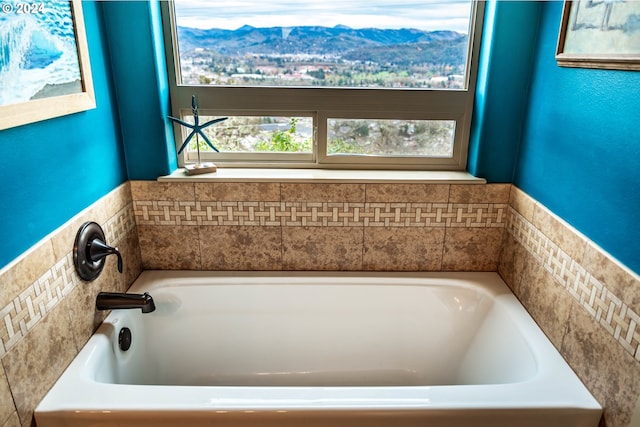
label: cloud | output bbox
[173,0,473,32]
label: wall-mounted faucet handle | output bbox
[89,239,123,273]
[74,221,124,281]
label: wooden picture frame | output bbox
[556,0,640,70]
[0,1,95,131]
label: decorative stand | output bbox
[185,133,218,175]
[168,95,227,175]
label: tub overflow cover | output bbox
[119,327,132,351]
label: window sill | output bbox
[158,168,486,184]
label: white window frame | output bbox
[161,1,485,171]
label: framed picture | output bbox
[556,0,640,70]
[0,0,95,131]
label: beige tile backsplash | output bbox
[1,180,638,426]
[132,181,509,270]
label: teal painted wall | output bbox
[469,1,541,183]
[101,0,176,180]
[514,1,640,274]
[0,2,127,269]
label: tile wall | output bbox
[499,187,640,427]
[1,180,639,427]
[0,183,141,427]
[131,181,510,271]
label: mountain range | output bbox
[177,25,467,66]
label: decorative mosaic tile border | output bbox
[507,207,640,362]
[0,204,136,359]
[134,201,508,228]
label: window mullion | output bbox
[316,111,328,165]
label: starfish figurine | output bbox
[168,95,228,155]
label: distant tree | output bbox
[308,69,325,80]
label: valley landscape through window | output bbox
[173,1,472,89]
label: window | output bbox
[161,1,484,170]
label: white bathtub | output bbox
[36,271,601,427]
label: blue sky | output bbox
[173,0,473,33]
